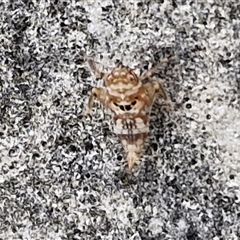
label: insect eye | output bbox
[127,74,135,81]
[131,100,137,106]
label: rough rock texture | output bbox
[0,0,240,239]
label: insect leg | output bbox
[83,55,107,80]
[143,81,168,103]
[88,59,107,79]
[82,87,106,115]
[152,81,168,101]
[139,58,169,81]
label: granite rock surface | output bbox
[0,0,240,239]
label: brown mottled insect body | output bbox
[83,56,168,170]
[119,132,148,170]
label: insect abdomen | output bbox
[113,116,149,170]
[113,115,149,137]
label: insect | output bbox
[82,54,169,170]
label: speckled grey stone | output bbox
[0,0,240,239]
